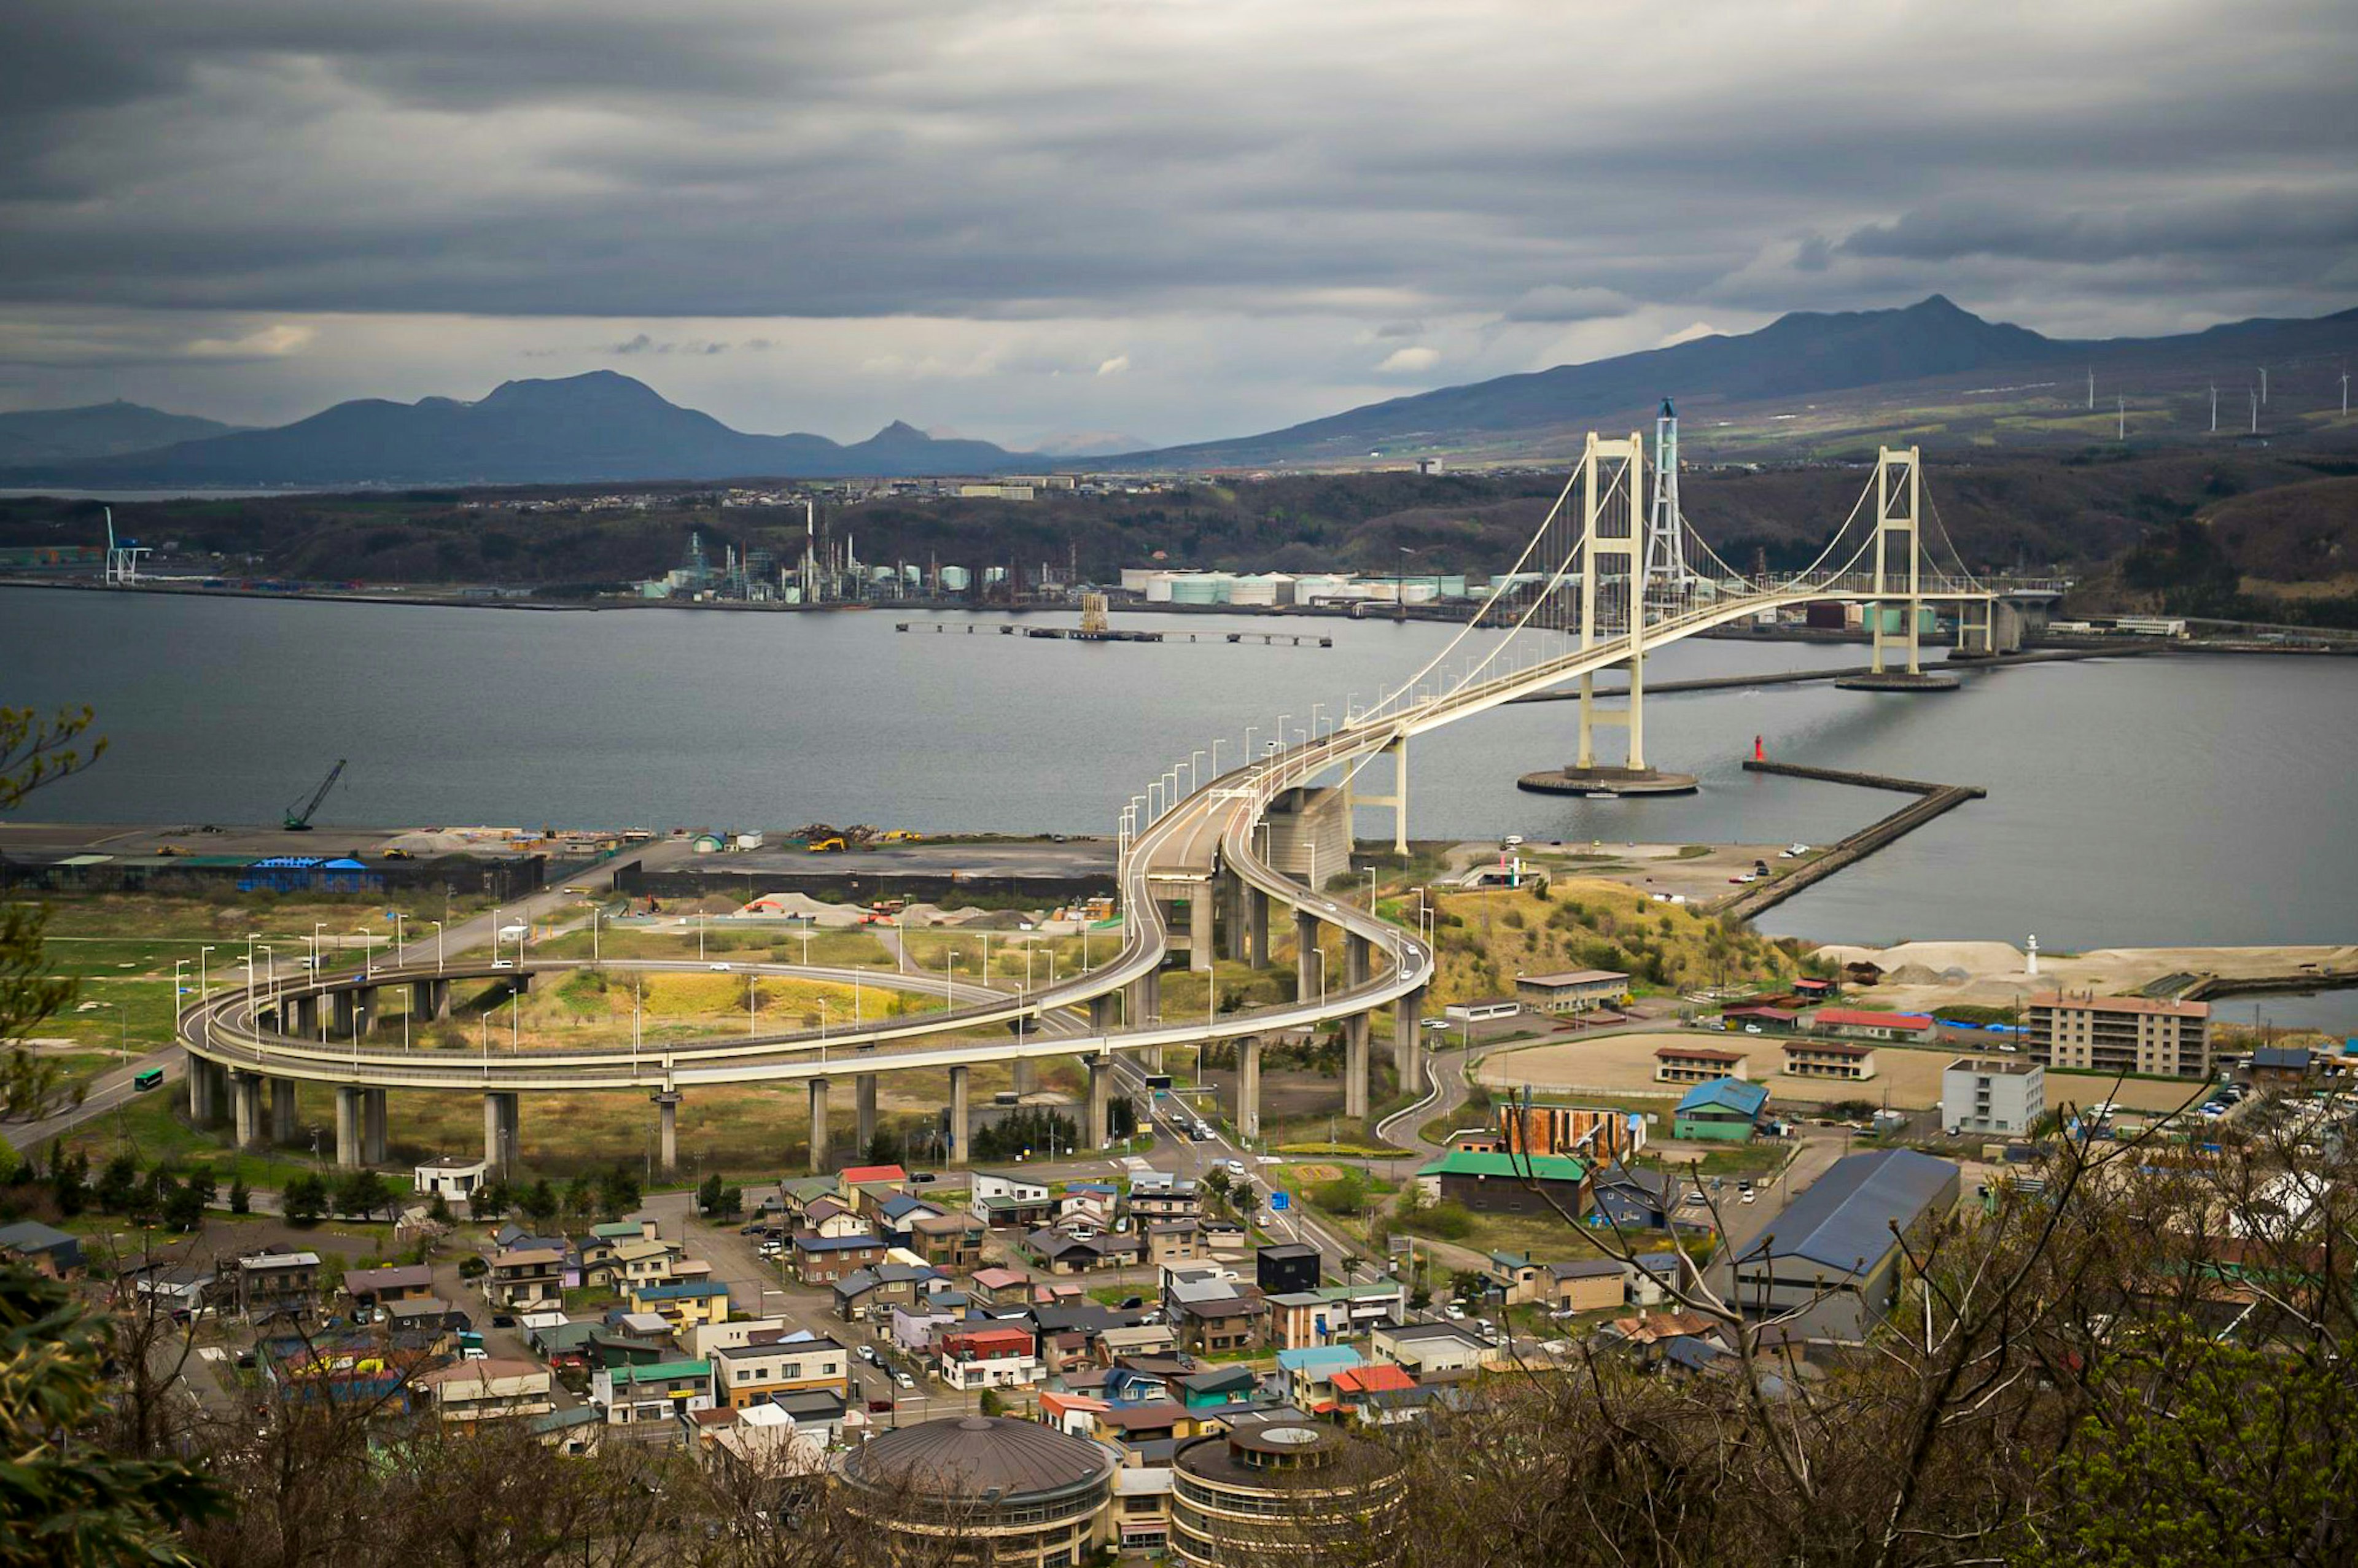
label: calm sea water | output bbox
[6,588,2356,963]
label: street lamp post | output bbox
[1312,946,1328,1010]
[393,912,406,966]
[199,945,215,1003]
[432,920,445,974]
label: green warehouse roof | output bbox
[1417,1149,1588,1183]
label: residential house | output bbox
[1113,1465,1175,1554]
[1417,1149,1590,1217]
[836,1163,909,1193]
[1127,1171,1202,1224]
[832,1262,944,1321]
[1255,1243,1320,1296]
[1369,1321,1489,1378]
[1275,1345,1364,1408]
[791,1233,885,1286]
[343,1263,436,1312]
[1598,1310,1728,1373]
[235,1249,321,1321]
[1719,1006,1799,1034]
[486,1246,566,1310]
[1027,1227,1145,1275]
[968,1170,1054,1228]
[593,1358,715,1426]
[628,1280,731,1332]
[891,1299,962,1356]
[1656,1043,1750,1084]
[938,1324,1043,1390]
[776,1174,842,1222]
[766,1388,850,1447]
[2250,1046,2314,1087]
[1331,1363,1428,1426]
[1941,1057,2047,1136]
[1589,1163,1681,1230]
[0,1222,82,1279]
[1100,1322,1180,1362]
[1781,1038,1878,1081]
[1628,1252,1687,1309]
[968,1266,1033,1306]
[413,1358,554,1423]
[683,1315,793,1360]
[529,1405,604,1456]
[1177,1364,1259,1410]
[607,1237,687,1293]
[866,1191,940,1244]
[1172,1289,1267,1356]
[908,1209,988,1268]
[798,1198,871,1240]
[1546,1259,1627,1313]
[690,1402,828,1481]
[1144,1222,1206,1268]
[710,1336,850,1408]
[1673,1078,1770,1141]
[1485,1252,1551,1305]
[1266,1282,1407,1351]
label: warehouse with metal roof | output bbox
[1729,1147,1960,1341]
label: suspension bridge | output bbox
[180,418,1995,1173]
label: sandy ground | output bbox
[1477,1030,2211,1116]
[1811,940,2358,1013]
[1448,839,1808,904]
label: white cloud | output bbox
[1377,345,1439,374]
[1095,353,1130,377]
[1655,321,1722,349]
[180,323,314,359]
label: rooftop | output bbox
[1519,968,1630,988]
[841,1416,1115,1503]
[1947,1056,2041,1076]
[1416,1149,1588,1183]
[2031,991,2209,1020]
[1676,1078,1771,1118]
[1735,1149,1958,1278]
[1812,1008,1931,1030]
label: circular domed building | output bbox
[838,1415,1116,1566]
[1170,1421,1406,1566]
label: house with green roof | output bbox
[590,1357,714,1425]
[1674,1077,1771,1142]
[1415,1149,1590,1217]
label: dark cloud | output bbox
[0,1,2351,433]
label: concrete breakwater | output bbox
[1718,761,1986,920]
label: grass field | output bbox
[1421,880,1797,1010]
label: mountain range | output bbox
[6,295,2353,489]
[1116,295,2358,468]
[0,371,1041,487]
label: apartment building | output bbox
[2027,992,2212,1079]
[1942,1058,2047,1136]
[709,1337,850,1408]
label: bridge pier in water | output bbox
[947,1065,970,1165]
[807,1079,832,1172]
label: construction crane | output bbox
[283,759,348,831]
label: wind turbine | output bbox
[2116,397,2126,441]
[2260,366,2269,406]
[2209,384,2217,434]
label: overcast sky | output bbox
[3,0,2352,447]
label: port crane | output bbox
[283,759,348,831]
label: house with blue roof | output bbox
[1673,1077,1771,1141]
[1730,1147,1960,1340]
[627,1279,731,1330]
[1275,1344,1364,1408]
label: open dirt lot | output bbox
[1812,940,2358,1015]
[1477,1030,2210,1116]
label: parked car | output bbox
[857,1345,878,1364]
[894,1372,915,1389]
[709,962,732,972]
[491,1313,516,1329]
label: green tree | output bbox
[596,1164,640,1220]
[47,1148,88,1219]
[334,1170,392,1222]
[158,1176,206,1233]
[280,1172,327,1225]
[713,1185,743,1219]
[95,1153,142,1216]
[0,707,103,1124]
[471,1177,512,1223]
[425,1192,453,1226]
[696,1172,725,1214]
[520,1179,559,1229]
[562,1173,597,1221]
[0,1263,220,1559]
[226,1177,249,1216]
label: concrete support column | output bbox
[1247,888,1270,969]
[1011,1058,1038,1096]
[187,1056,216,1123]
[807,1078,832,1173]
[1395,984,1426,1087]
[332,990,355,1037]
[269,1077,298,1144]
[411,979,450,1022]
[1218,872,1247,961]
[854,1075,877,1154]
[653,1092,680,1176]
[1090,993,1119,1033]
[362,1087,387,1166]
[1128,969,1161,1027]
[947,1065,970,1166]
[1346,933,1371,990]
[335,1087,363,1170]
[230,1073,262,1148]
[1086,1057,1112,1151]
[484,1092,507,1170]
[1187,886,1213,974]
[355,986,378,1035]
[1239,1036,1262,1142]
[1294,910,1321,1000]
[1343,1014,1371,1121]
[1144,1044,1165,1076]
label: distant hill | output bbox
[0,372,1039,486]
[0,400,239,464]
[1118,296,2358,468]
